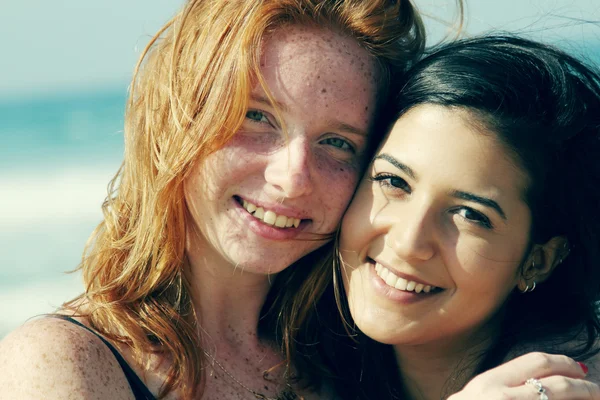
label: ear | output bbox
[519,236,569,289]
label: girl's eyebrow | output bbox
[374,153,417,180]
[375,153,507,220]
[250,94,289,112]
[251,94,367,138]
[329,122,368,138]
[452,190,507,220]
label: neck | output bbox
[393,327,499,400]
[185,232,275,352]
[179,230,302,399]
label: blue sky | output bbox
[0,0,598,99]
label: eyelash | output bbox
[370,173,411,193]
[451,207,493,229]
[370,173,493,229]
[246,109,356,155]
[245,110,272,125]
[320,137,355,153]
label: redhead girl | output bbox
[0,1,425,399]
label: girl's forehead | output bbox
[380,105,529,199]
[261,25,378,84]
[254,25,379,133]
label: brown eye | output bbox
[371,174,411,193]
[454,207,493,229]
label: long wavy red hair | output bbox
[65,0,427,397]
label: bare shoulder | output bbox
[0,317,135,400]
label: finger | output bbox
[475,353,587,387]
[507,376,600,400]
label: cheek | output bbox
[189,155,230,198]
[183,166,211,232]
[199,136,272,186]
[452,240,522,295]
[214,134,272,166]
[314,153,360,207]
[227,130,283,155]
[453,228,529,271]
[340,180,376,256]
[184,161,207,201]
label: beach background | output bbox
[1,0,598,338]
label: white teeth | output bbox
[254,207,264,219]
[385,273,398,287]
[374,262,437,294]
[395,277,408,291]
[241,199,301,229]
[380,268,389,280]
[275,214,288,228]
[263,210,277,225]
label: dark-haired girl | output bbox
[287,35,600,399]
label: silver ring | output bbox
[526,378,549,400]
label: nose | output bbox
[385,203,436,262]
[264,137,313,199]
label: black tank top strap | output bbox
[50,315,156,400]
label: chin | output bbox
[357,324,400,345]
[233,252,300,275]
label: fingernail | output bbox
[577,361,589,374]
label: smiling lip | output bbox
[367,259,443,303]
[232,196,310,241]
[235,196,308,220]
[373,259,438,290]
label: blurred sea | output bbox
[0,88,127,337]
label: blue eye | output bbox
[321,137,353,152]
[245,110,269,123]
[455,207,493,229]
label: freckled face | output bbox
[340,105,532,349]
[185,25,379,275]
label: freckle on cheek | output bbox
[321,88,327,93]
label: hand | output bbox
[448,352,600,400]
